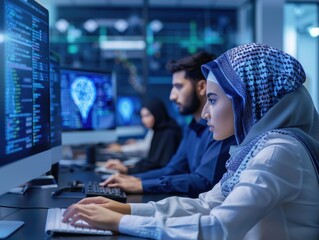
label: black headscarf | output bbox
[128,98,182,174]
[143,98,178,131]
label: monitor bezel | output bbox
[50,51,63,164]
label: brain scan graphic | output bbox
[70,76,97,122]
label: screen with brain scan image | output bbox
[116,95,142,126]
[60,68,116,131]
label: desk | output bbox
[0,165,173,240]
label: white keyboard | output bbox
[45,208,112,236]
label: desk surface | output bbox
[0,165,173,240]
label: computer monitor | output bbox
[116,95,145,137]
[0,0,50,236]
[50,51,62,165]
[116,95,142,126]
[60,68,117,145]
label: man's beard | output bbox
[179,88,200,116]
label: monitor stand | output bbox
[86,145,97,166]
[27,175,58,189]
[47,162,59,185]
[0,221,24,239]
[8,175,58,195]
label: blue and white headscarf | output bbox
[202,43,306,144]
[202,43,319,196]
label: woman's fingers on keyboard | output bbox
[65,204,115,231]
[69,211,92,226]
[69,212,83,225]
[63,204,92,224]
[62,205,77,222]
[78,196,109,205]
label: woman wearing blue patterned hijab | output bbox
[201,43,319,238]
[61,43,319,240]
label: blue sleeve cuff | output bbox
[142,178,163,193]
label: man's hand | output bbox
[124,139,137,145]
[106,143,122,152]
[101,173,143,193]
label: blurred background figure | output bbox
[106,130,153,159]
[104,98,182,174]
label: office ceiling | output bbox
[52,0,249,8]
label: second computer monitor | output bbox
[116,95,142,127]
[116,95,145,137]
[60,68,117,145]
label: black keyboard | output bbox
[85,182,127,203]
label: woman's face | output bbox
[140,107,155,129]
[201,80,234,140]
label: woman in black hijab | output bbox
[105,98,182,174]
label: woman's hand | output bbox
[62,203,123,232]
[104,159,128,174]
[76,196,131,214]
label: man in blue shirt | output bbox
[103,51,236,197]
